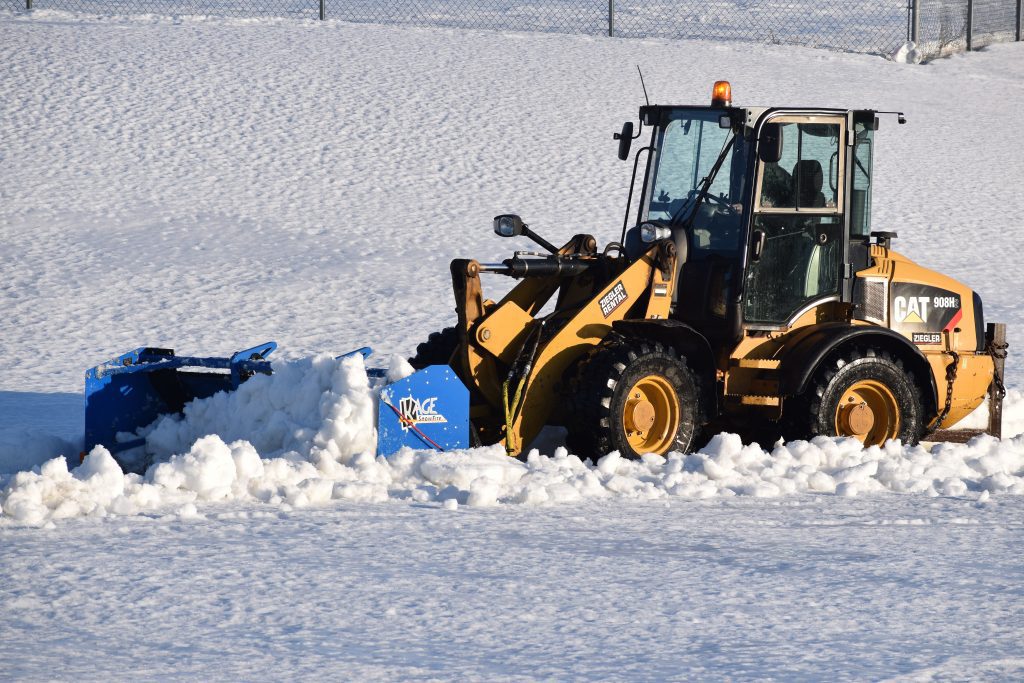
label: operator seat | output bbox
[761,162,793,207]
[793,159,826,209]
[792,159,839,297]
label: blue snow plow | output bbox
[376,363,470,455]
[84,343,470,467]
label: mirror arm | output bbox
[521,226,558,255]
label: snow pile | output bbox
[2,356,1023,526]
[1,448,127,527]
[892,41,924,65]
[139,354,377,465]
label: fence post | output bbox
[966,0,973,50]
[319,0,325,20]
[911,0,920,44]
[26,0,31,9]
[608,0,614,37]
[1017,0,1021,41]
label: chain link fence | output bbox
[5,0,1022,59]
[970,0,1022,48]
[9,0,323,18]
[612,0,909,55]
[335,0,608,34]
[915,0,1022,56]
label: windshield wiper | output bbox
[670,132,736,226]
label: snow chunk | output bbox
[151,435,238,501]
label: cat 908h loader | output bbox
[410,80,1007,458]
[86,81,1007,464]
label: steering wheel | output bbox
[703,191,737,214]
[685,188,736,215]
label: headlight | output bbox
[640,222,672,243]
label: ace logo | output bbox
[894,295,929,324]
[398,396,447,431]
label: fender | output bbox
[613,319,718,417]
[778,322,938,410]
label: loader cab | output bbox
[629,97,878,340]
[629,103,754,345]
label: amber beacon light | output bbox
[711,80,732,106]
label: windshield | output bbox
[645,110,750,253]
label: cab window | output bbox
[745,116,846,326]
[758,123,840,211]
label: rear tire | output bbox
[794,347,924,446]
[566,334,704,459]
[409,327,459,369]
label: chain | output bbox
[935,350,960,428]
[986,339,1009,400]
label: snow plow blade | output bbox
[84,342,278,457]
[377,364,470,454]
[84,343,470,465]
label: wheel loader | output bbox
[408,80,1007,458]
[84,81,1007,465]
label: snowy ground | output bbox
[2,10,1024,680]
[3,496,1023,680]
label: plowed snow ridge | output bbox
[3,355,1022,526]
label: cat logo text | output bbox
[894,296,930,324]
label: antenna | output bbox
[637,65,650,107]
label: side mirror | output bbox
[493,214,525,237]
[758,123,783,163]
[614,121,634,161]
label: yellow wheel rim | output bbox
[835,379,900,446]
[622,374,681,455]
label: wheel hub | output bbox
[626,400,657,433]
[841,401,875,436]
[834,379,900,445]
[621,374,681,455]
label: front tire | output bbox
[567,334,704,459]
[408,327,459,369]
[796,347,924,446]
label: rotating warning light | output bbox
[712,80,732,107]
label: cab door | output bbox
[742,115,847,327]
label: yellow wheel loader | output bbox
[409,81,1008,459]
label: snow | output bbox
[141,354,378,465]
[3,356,1023,529]
[892,40,925,65]
[2,495,1023,679]
[1,10,1023,680]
